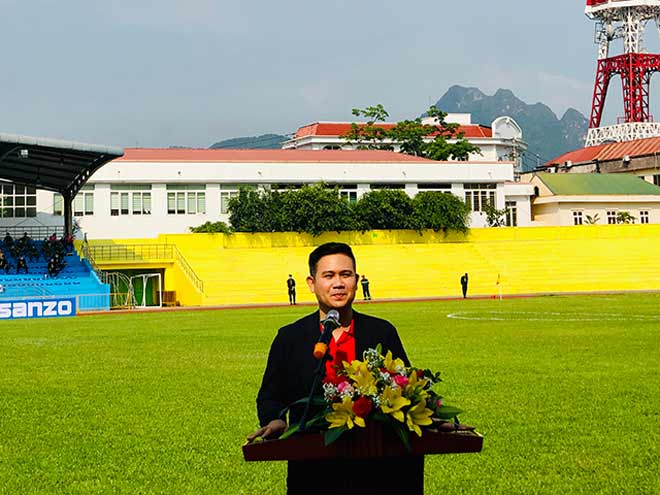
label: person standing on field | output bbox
[360,274,371,300]
[287,274,296,305]
[460,272,469,299]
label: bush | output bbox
[412,191,470,233]
[189,221,232,234]
[354,189,414,230]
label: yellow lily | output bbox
[326,396,366,429]
[406,399,434,436]
[380,386,410,422]
[383,350,405,374]
[349,361,378,396]
[405,370,429,399]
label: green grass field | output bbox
[1,294,659,494]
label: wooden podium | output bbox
[244,422,482,494]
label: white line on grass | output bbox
[446,311,660,322]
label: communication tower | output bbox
[586,0,660,146]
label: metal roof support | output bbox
[62,191,73,237]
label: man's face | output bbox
[307,253,358,313]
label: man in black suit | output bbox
[247,242,421,494]
[286,274,296,305]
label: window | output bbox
[464,183,496,212]
[573,211,583,225]
[417,183,451,192]
[220,184,243,214]
[167,185,205,215]
[111,185,151,216]
[654,175,660,187]
[271,183,302,192]
[505,201,518,227]
[0,183,37,218]
[328,184,358,203]
[640,210,650,224]
[370,183,405,190]
[607,210,617,224]
[53,185,93,216]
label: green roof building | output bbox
[530,173,660,226]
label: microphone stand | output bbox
[298,347,331,434]
[298,313,339,434]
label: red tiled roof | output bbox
[293,122,493,139]
[546,135,660,166]
[116,148,436,163]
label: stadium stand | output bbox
[83,225,660,307]
[156,225,660,305]
[0,239,110,311]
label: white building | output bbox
[0,148,534,239]
[529,172,660,226]
[283,114,527,175]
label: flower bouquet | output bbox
[282,344,462,450]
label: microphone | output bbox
[313,310,340,360]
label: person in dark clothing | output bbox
[460,272,469,298]
[286,274,296,305]
[360,274,371,300]
[247,242,421,494]
[3,232,13,248]
[16,255,28,274]
[28,244,40,262]
[0,253,10,274]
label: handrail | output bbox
[83,243,204,294]
[1,225,65,239]
[172,248,205,293]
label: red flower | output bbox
[352,396,373,418]
[416,369,424,379]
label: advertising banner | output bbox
[0,297,77,320]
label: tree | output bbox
[227,184,356,236]
[189,221,232,233]
[616,211,636,224]
[280,183,355,236]
[482,202,509,227]
[343,104,480,161]
[228,188,270,232]
[584,213,600,225]
[342,104,393,150]
[354,189,415,230]
[412,191,471,233]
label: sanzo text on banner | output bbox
[0,299,75,319]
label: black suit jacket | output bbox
[256,310,410,426]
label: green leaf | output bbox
[324,427,346,446]
[279,424,299,440]
[435,405,463,419]
[391,423,411,452]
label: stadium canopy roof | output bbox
[0,132,124,198]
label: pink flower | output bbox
[436,398,443,408]
[337,381,351,393]
[393,375,409,388]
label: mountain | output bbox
[207,87,588,169]
[435,86,588,170]
[210,134,288,149]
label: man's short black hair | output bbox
[308,242,356,276]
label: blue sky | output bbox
[2,0,659,148]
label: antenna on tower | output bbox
[585,0,660,146]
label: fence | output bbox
[84,243,204,294]
[1,225,65,239]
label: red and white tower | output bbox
[586,0,660,146]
